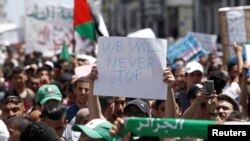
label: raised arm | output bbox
[87,66,105,120]
[163,68,177,118]
[240,62,250,118]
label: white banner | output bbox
[226,9,247,45]
[25,0,74,57]
[94,37,167,100]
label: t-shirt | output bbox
[0,119,9,141]
[176,90,190,113]
[66,104,79,123]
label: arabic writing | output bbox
[27,4,73,21]
[25,0,74,56]
[37,24,73,50]
[136,118,184,133]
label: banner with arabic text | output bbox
[25,0,74,57]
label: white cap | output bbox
[76,54,96,64]
[45,61,54,69]
[185,61,204,74]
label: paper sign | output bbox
[127,28,156,39]
[25,0,74,56]
[226,9,247,45]
[94,37,167,100]
[74,64,96,78]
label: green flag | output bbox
[59,42,71,61]
[118,117,220,139]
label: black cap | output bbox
[124,99,150,117]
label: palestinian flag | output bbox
[74,0,109,41]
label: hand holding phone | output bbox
[204,80,214,96]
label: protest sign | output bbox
[219,6,250,63]
[167,34,204,65]
[188,32,217,54]
[25,0,74,57]
[94,37,167,100]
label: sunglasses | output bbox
[1,96,23,104]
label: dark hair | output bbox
[226,111,245,121]
[1,89,22,104]
[154,100,165,109]
[73,77,89,88]
[227,61,236,72]
[187,84,203,100]
[208,71,227,94]
[99,96,114,112]
[3,89,19,99]
[20,122,60,141]
[5,116,31,133]
[10,66,25,78]
[40,103,67,120]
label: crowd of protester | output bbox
[0,41,249,141]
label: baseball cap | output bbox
[76,54,97,64]
[72,119,113,141]
[185,61,204,74]
[36,84,62,105]
[44,61,54,71]
[217,94,240,111]
[124,99,150,117]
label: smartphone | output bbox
[204,80,214,95]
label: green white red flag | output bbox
[74,0,109,42]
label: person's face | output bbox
[29,77,41,92]
[39,70,51,85]
[157,101,165,118]
[74,82,89,105]
[1,102,25,121]
[6,123,21,141]
[79,133,104,141]
[186,71,202,87]
[42,117,67,137]
[11,73,27,87]
[113,99,126,118]
[174,67,186,90]
[124,105,147,117]
[216,100,234,121]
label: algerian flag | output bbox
[112,117,221,139]
[74,0,109,42]
[59,41,71,61]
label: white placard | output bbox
[25,0,74,56]
[226,9,247,45]
[244,44,250,62]
[94,37,167,100]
